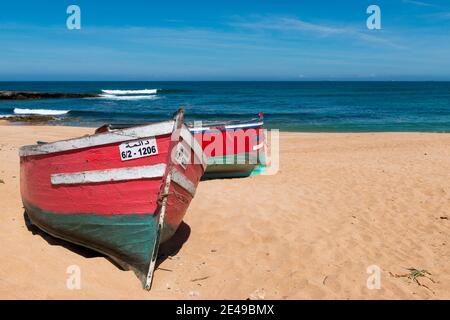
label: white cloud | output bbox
[230,16,348,35]
[433,12,450,18]
[402,0,437,7]
[229,16,404,49]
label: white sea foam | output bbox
[101,89,158,95]
[98,94,159,101]
[13,108,70,115]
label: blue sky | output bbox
[1,0,450,80]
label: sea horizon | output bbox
[2,81,450,133]
[3,80,450,82]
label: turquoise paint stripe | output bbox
[250,165,267,176]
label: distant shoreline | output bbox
[2,82,450,132]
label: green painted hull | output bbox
[202,152,266,179]
[24,201,160,287]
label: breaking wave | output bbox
[101,89,158,95]
[98,94,159,101]
[13,108,70,116]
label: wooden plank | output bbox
[51,164,167,185]
[171,168,197,196]
[19,121,175,157]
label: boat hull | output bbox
[20,113,206,289]
[191,118,266,179]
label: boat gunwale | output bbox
[19,122,208,170]
[186,116,263,129]
[19,120,175,157]
[189,121,264,133]
[94,115,264,135]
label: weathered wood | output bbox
[145,172,171,290]
[19,121,175,156]
[51,164,167,185]
[171,168,197,196]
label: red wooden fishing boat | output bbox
[96,113,266,179]
[19,109,206,289]
[189,113,266,178]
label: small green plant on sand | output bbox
[390,268,436,293]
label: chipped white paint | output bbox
[20,121,175,157]
[51,164,167,185]
[180,126,208,169]
[171,168,196,196]
[189,127,211,133]
[174,142,191,170]
[253,142,264,151]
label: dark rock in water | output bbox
[2,115,80,124]
[0,91,98,100]
[3,115,57,123]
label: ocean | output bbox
[1,81,450,132]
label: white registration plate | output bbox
[119,138,158,161]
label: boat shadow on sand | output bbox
[23,212,191,271]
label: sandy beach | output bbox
[0,123,449,299]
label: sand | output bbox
[0,124,449,299]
